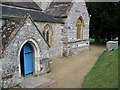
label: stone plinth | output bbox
[106,41,118,51]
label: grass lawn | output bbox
[82,48,118,88]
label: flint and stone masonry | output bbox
[1,0,89,88]
[62,2,89,56]
[2,17,50,88]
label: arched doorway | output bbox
[20,42,34,77]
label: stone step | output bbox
[19,76,55,88]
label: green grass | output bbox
[90,38,95,44]
[82,48,118,88]
[90,38,106,45]
[118,45,120,89]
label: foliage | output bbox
[82,49,118,88]
[86,2,120,42]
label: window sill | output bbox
[68,39,88,44]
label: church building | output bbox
[0,0,90,88]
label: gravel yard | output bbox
[39,45,105,88]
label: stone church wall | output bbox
[0,20,3,58]
[35,22,64,58]
[63,2,90,56]
[2,18,50,88]
[0,1,90,88]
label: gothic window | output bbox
[76,17,84,39]
[43,24,52,47]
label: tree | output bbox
[86,2,120,43]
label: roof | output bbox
[1,2,42,11]
[1,4,64,23]
[2,14,51,49]
[46,1,73,18]
[2,15,24,49]
[2,18,20,48]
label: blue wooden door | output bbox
[23,43,34,77]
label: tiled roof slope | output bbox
[2,19,21,48]
[1,4,64,23]
[2,14,51,49]
[46,1,73,18]
[1,2,42,11]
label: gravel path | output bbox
[39,45,105,88]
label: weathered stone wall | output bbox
[1,17,63,88]
[1,1,90,88]
[0,20,4,29]
[35,22,63,58]
[34,0,53,11]
[2,17,50,88]
[63,2,90,56]
[0,58,2,89]
[0,20,3,58]
[0,20,3,89]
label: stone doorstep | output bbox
[37,79,55,88]
[19,76,55,88]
